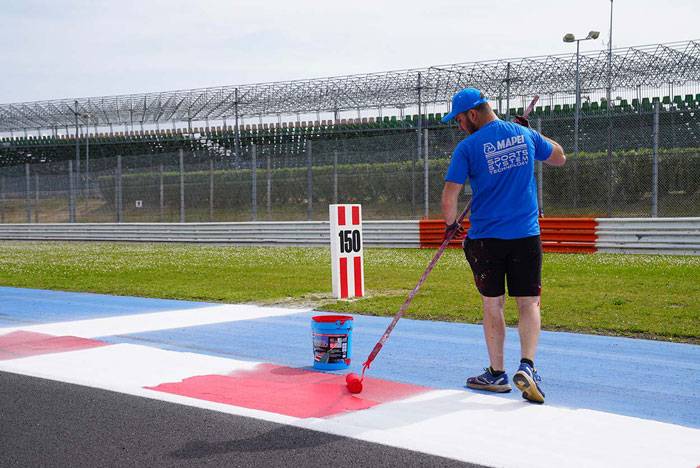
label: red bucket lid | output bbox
[312,314,353,324]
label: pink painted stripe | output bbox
[0,331,107,361]
[147,363,429,419]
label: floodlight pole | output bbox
[606,0,614,216]
[563,32,599,161]
[564,31,598,211]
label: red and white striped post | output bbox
[329,204,364,299]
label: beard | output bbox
[465,117,479,134]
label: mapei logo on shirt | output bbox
[483,135,525,154]
[483,135,529,175]
[496,135,525,150]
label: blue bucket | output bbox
[311,315,353,371]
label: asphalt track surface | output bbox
[2,287,699,467]
[0,372,480,468]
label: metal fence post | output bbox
[306,140,313,221]
[651,101,659,217]
[34,172,39,223]
[179,149,185,223]
[333,149,338,204]
[423,128,429,218]
[505,62,511,121]
[0,175,5,224]
[209,158,214,222]
[74,100,80,192]
[234,88,241,161]
[25,163,32,223]
[251,144,257,221]
[606,104,613,218]
[115,155,122,223]
[413,72,422,218]
[536,117,544,216]
[68,160,76,223]
[159,163,164,222]
[266,150,272,220]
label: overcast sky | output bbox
[1,0,698,104]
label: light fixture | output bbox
[562,29,600,162]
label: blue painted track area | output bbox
[102,310,700,429]
[2,286,698,430]
[0,287,216,327]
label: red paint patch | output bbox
[0,331,107,361]
[147,363,429,418]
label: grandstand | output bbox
[0,103,698,165]
[0,39,698,166]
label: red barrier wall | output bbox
[419,218,598,253]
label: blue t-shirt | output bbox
[445,119,553,239]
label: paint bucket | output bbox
[311,315,353,371]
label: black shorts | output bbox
[463,235,542,297]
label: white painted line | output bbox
[0,304,305,338]
[0,344,698,467]
[0,343,255,387]
[300,390,700,468]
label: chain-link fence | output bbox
[0,107,698,223]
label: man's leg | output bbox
[466,293,510,392]
[482,294,506,371]
[464,238,510,392]
[513,295,545,403]
[507,235,545,403]
[515,296,541,362]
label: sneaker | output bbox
[466,367,512,393]
[513,362,545,404]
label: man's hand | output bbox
[444,221,466,242]
[513,115,530,127]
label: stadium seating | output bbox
[1,91,698,168]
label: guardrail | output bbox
[0,221,421,248]
[596,218,700,255]
[0,218,698,255]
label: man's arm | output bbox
[441,181,463,224]
[542,136,566,167]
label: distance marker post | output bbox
[329,204,364,299]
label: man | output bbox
[440,88,566,404]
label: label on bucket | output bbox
[313,333,348,364]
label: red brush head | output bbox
[345,373,363,394]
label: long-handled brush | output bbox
[346,200,472,393]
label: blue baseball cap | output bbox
[441,88,488,123]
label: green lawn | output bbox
[0,241,698,343]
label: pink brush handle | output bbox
[524,95,539,118]
[362,200,472,371]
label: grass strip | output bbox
[0,241,697,343]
